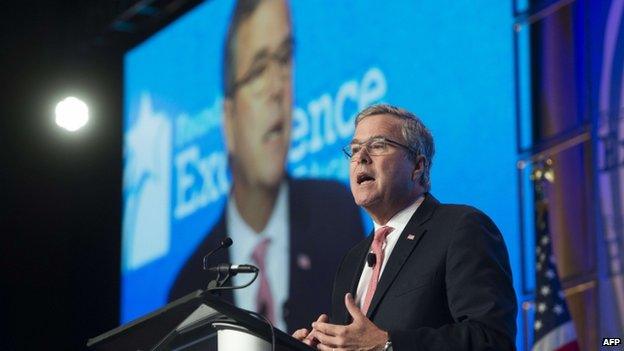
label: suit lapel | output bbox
[339,234,372,324]
[348,234,374,297]
[365,194,439,319]
[288,178,309,298]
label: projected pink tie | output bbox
[361,226,393,315]
[252,237,275,324]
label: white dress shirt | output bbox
[227,182,290,331]
[355,195,425,308]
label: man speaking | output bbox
[294,104,517,350]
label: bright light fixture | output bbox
[55,96,89,132]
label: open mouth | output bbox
[264,120,284,142]
[356,173,375,185]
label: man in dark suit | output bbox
[294,104,517,350]
[168,0,363,333]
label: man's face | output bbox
[224,0,293,190]
[349,114,420,214]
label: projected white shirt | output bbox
[355,195,424,308]
[227,182,289,331]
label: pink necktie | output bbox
[251,237,275,324]
[361,226,394,315]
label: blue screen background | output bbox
[123,0,520,346]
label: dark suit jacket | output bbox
[169,178,364,333]
[331,194,517,350]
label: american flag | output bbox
[532,180,580,351]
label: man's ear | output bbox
[223,98,235,155]
[412,156,425,181]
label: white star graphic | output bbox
[539,253,546,262]
[536,262,542,271]
[545,269,555,279]
[553,304,563,315]
[541,236,550,245]
[540,285,551,296]
[537,302,547,313]
[534,320,543,330]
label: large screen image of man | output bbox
[168,0,363,332]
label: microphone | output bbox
[367,252,376,267]
[203,237,234,270]
[207,263,259,275]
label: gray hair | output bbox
[354,104,435,191]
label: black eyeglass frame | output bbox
[226,37,295,97]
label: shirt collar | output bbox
[227,182,289,259]
[373,194,425,235]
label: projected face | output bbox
[224,0,293,190]
[349,115,421,218]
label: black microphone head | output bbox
[238,264,259,273]
[367,252,376,267]
[221,237,233,248]
[203,238,233,270]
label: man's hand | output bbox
[312,293,388,351]
[292,314,329,346]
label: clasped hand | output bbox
[292,293,388,351]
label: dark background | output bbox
[3,1,124,349]
[1,1,208,348]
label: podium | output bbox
[87,290,315,351]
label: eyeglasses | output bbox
[227,37,294,96]
[342,136,417,159]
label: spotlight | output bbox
[55,96,89,132]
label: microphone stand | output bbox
[206,268,258,293]
[201,237,234,293]
[206,271,231,293]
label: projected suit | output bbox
[169,0,364,333]
[169,177,363,332]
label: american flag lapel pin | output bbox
[407,234,416,240]
[297,253,311,270]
